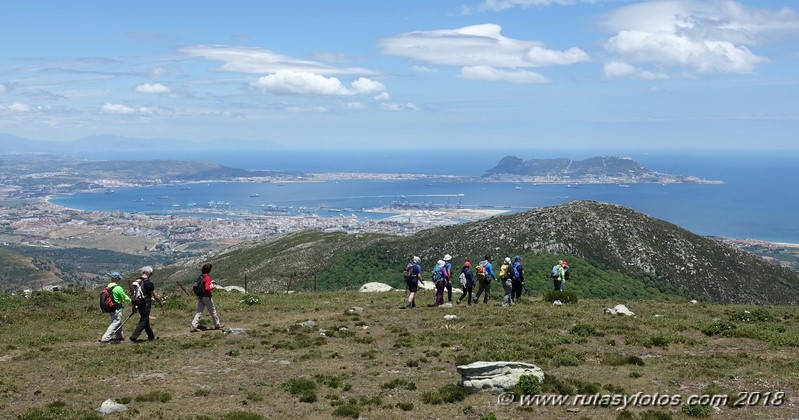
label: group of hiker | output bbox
[402,254,571,308]
[98,263,224,343]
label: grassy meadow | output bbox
[1,288,798,419]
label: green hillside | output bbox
[154,201,799,305]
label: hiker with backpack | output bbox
[402,256,423,309]
[442,254,453,303]
[190,263,224,332]
[511,255,525,300]
[552,260,566,291]
[432,260,446,306]
[129,266,163,343]
[473,254,496,304]
[456,261,474,305]
[499,257,516,307]
[99,272,132,343]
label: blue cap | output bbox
[109,272,123,279]
[514,255,522,261]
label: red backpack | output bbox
[99,285,118,313]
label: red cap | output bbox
[561,261,568,266]
[464,261,471,267]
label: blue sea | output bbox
[52,149,799,244]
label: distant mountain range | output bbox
[484,155,713,183]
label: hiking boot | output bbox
[215,324,225,330]
[129,338,139,344]
[148,336,160,341]
[401,303,413,309]
[456,299,461,305]
[190,326,198,333]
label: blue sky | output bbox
[1,0,797,150]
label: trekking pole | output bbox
[176,281,190,296]
[112,311,136,335]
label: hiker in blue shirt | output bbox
[402,256,423,309]
[473,254,497,304]
[511,255,525,300]
[442,254,453,302]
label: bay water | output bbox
[53,149,799,244]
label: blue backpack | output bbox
[431,266,444,283]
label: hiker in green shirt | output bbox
[99,272,132,343]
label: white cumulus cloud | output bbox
[101,103,137,114]
[379,24,588,83]
[252,71,387,97]
[600,0,798,76]
[603,61,670,80]
[135,83,171,94]
[461,66,549,83]
[373,92,390,101]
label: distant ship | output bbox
[104,189,115,194]
[566,184,580,189]
[133,198,144,202]
[618,184,630,188]
[249,193,260,197]
[158,195,169,199]
[514,186,522,190]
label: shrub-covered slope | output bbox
[159,201,799,305]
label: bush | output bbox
[222,412,264,420]
[280,377,317,403]
[134,390,172,403]
[702,321,737,337]
[240,295,260,305]
[422,384,467,404]
[544,290,578,304]
[569,324,597,337]
[514,375,542,396]
[681,403,711,417]
[731,309,773,322]
[331,403,360,418]
[396,402,414,411]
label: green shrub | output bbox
[544,291,578,304]
[702,321,737,336]
[569,324,597,337]
[731,309,773,322]
[280,377,317,403]
[480,413,498,420]
[422,384,467,404]
[331,403,360,418]
[380,378,416,391]
[222,411,264,420]
[396,402,414,411]
[134,390,172,402]
[513,375,542,396]
[681,403,711,417]
[554,351,583,367]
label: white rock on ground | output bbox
[359,282,393,292]
[457,361,545,394]
[220,285,246,293]
[604,304,635,316]
[97,399,126,414]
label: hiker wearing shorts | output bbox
[129,266,163,343]
[190,263,224,332]
[473,254,496,304]
[402,256,423,309]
